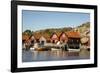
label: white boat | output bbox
[68,49,80,52]
[30,47,35,50]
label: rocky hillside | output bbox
[74,22,90,37]
[34,27,73,36]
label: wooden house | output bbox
[42,33,50,43]
[33,32,50,45]
[22,32,30,43]
[66,31,80,49]
[50,33,59,43]
[59,32,68,43]
[24,39,31,50]
[39,36,46,46]
[22,33,30,49]
[33,32,41,43]
[30,35,36,46]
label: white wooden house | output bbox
[39,36,47,46]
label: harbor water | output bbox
[22,49,90,62]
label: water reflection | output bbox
[22,50,90,62]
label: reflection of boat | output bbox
[51,48,61,51]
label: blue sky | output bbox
[22,10,90,32]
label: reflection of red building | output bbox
[50,33,59,43]
[59,32,68,43]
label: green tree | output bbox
[24,30,32,36]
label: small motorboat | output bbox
[30,47,35,50]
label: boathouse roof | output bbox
[66,31,80,38]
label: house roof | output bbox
[59,32,67,38]
[26,31,80,42]
[43,33,50,41]
[32,32,50,41]
[50,32,59,39]
[22,34,30,41]
[32,32,41,40]
[66,31,80,38]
